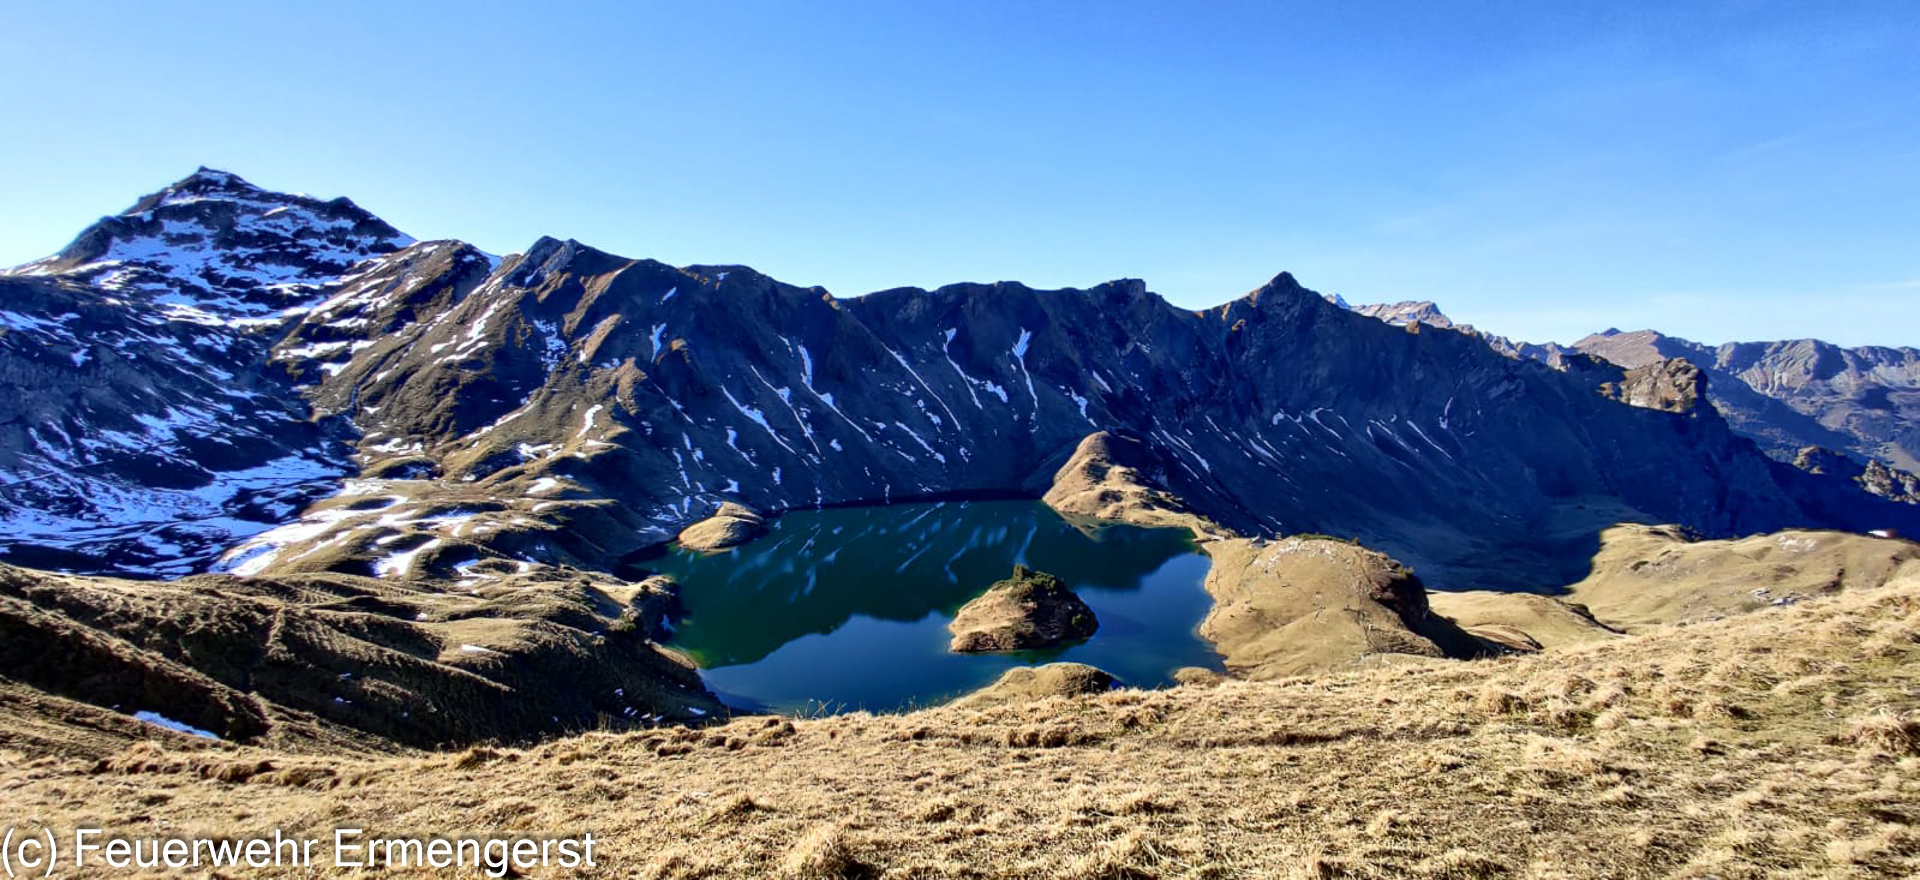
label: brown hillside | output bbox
[4,565,1916,878]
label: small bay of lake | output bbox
[629,500,1222,714]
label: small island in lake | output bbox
[948,565,1100,653]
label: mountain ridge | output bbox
[1345,299,1920,498]
[1,169,1914,593]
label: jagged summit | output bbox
[6,167,413,322]
[1352,300,1455,330]
[1220,271,1336,319]
[0,169,420,573]
[123,166,269,213]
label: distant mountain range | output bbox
[1353,301,1920,503]
[2,169,1914,593]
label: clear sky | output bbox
[2,1,1916,347]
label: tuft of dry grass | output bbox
[780,823,873,879]
[1842,710,1920,757]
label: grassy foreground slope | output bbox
[5,570,1917,878]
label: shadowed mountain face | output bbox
[2,170,1915,591]
[1575,329,1920,474]
[1348,302,1920,506]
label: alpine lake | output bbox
[626,500,1224,714]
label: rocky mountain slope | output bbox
[3,170,1915,596]
[0,169,414,574]
[1578,328,1920,485]
[1351,299,1575,366]
[1351,300,1920,498]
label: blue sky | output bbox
[2,1,1916,346]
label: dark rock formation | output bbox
[1598,357,1708,415]
[1793,446,1920,504]
[947,566,1098,653]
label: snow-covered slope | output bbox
[0,170,412,574]
[9,168,413,323]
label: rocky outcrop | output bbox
[1599,357,1708,415]
[1863,460,1920,503]
[676,503,767,553]
[1355,304,1920,499]
[1577,329,1920,474]
[952,662,1116,707]
[1042,431,1221,536]
[1794,446,1920,503]
[947,566,1098,653]
[1198,537,1484,679]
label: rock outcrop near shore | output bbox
[1199,537,1484,678]
[1042,431,1223,537]
[676,503,767,553]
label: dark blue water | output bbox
[629,500,1222,714]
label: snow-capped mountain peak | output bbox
[1351,300,1454,329]
[0,170,423,574]
[6,167,414,325]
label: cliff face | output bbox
[4,171,1916,593]
[1598,358,1709,415]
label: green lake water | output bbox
[629,500,1223,714]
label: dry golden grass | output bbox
[1563,525,1920,632]
[4,573,1919,878]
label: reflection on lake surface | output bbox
[629,500,1223,714]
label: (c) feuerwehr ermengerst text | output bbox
[1,827,597,877]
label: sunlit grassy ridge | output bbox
[5,566,1916,878]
